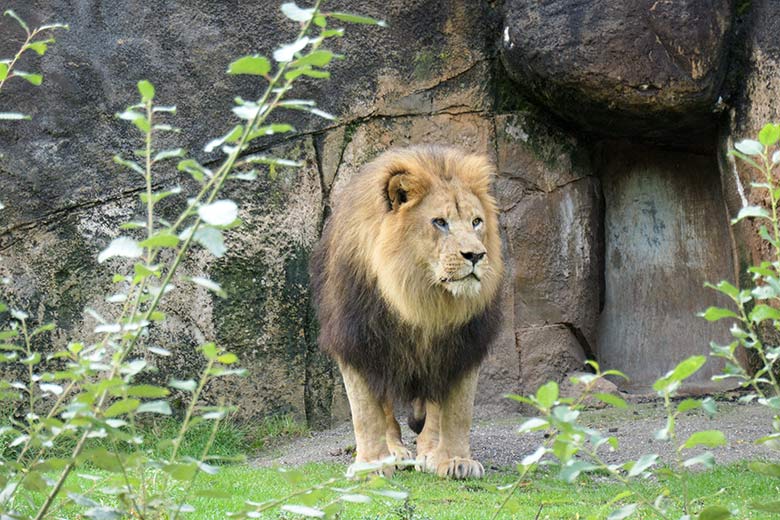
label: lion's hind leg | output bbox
[382,400,413,468]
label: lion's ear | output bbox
[387,171,427,211]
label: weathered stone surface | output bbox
[500,0,733,139]
[597,143,734,392]
[517,326,586,393]
[0,0,493,226]
[495,111,602,392]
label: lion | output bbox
[310,145,503,479]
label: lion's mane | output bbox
[310,145,503,403]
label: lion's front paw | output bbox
[415,451,484,479]
[436,457,484,479]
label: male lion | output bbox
[310,145,503,479]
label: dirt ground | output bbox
[255,400,778,471]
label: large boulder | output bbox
[500,0,734,140]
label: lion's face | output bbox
[370,147,503,326]
[414,185,493,298]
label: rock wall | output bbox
[0,0,776,426]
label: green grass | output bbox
[155,462,778,519]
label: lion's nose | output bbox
[461,251,485,265]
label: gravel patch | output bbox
[254,401,778,471]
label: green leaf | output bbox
[607,503,637,520]
[25,39,54,56]
[21,352,41,365]
[31,322,56,337]
[292,50,335,67]
[153,148,186,162]
[705,280,739,300]
[653,355,707,392]
[139,186,182,204]
[593,393,627,408]
[14,71,42,85]
[748,461,780,477]
[104,398,140,418]
[113,155,145,175]
[204,124,243,153]
[98,237,143,263]
[127,385,169,398]
[735,139,764,156]
[191,276,227,298]
[0,112,31,120]
[682,430,726,449]
[246,123,295,141]
[170,379,197,392]
[0,62,7,81]
[281,505,325,518]
[732,205,770,223]
[202,342,218,360]
[136,400,172,415]
[193,227,226,258]
[627,454,658,477]
[329,11,387,26]
[134,262,160,279]
[273,37,311,62]
[281,3,315,22]
[699,306,739,322]
[759,123,780,147]
[227,55,271,76]
[165,462,197,481]
[178,158,212,182]
[683,452,715,469]
[4,10,29,33]
[749,304,780,324]
[217,353,238,364]
[559,461,598,483]
[138,80,155,101]
[536,381,559,409]
[698,505,731,520]
[139,233,180,249]
[677,398,701,413]
[198,200,238,226]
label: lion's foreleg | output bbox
[419,369,484,479]
[382,400,413,465]
[339,362,392,474]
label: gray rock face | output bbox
[500,0,734,139]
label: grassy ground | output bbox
[169,462,777,519]
[7,414,780,519]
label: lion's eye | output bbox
[472,217,483,228]
[432,218,448,231]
